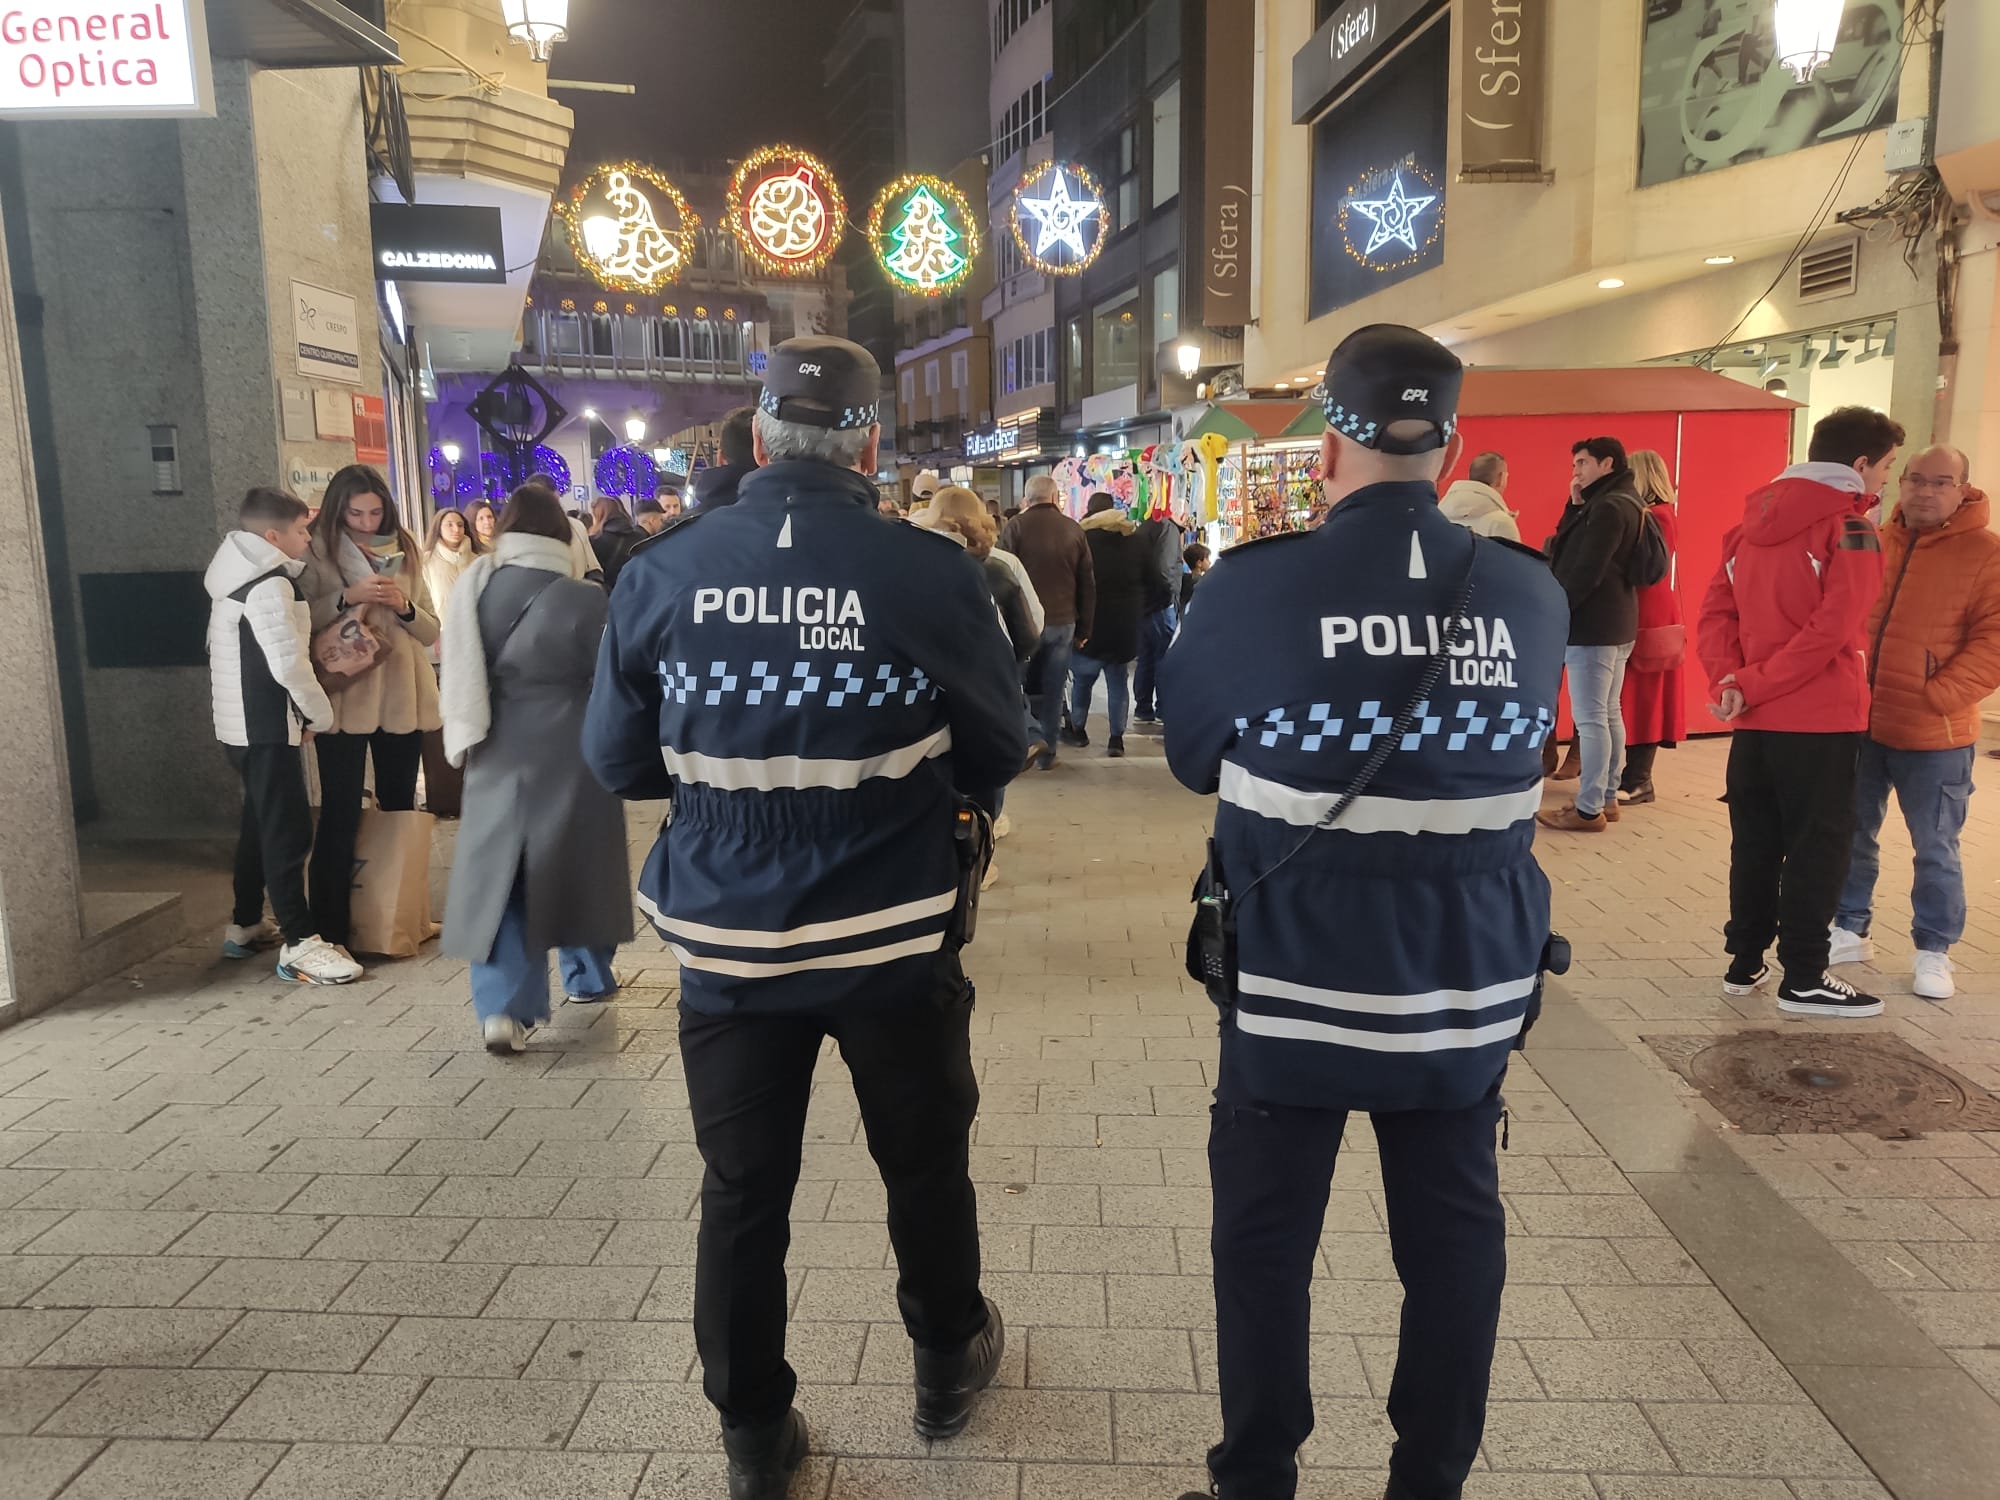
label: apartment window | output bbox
[1152,81,1182,209]
[1099,124,1140,235]
[995,0,1045,58]
[1003,346,1018,395]
[1092,287,1140,394]
[901,369,916,406]
[1152,265,1179,347]
[924,362,941,398]
[1065,315,1084,399]
[951,349,969,391]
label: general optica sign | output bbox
[0,3,213,119]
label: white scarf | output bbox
[440,532,587,767]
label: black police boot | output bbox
[1384,1471,1458,1500]
[721,1407,807,1500]
[912,1297,1004,1438]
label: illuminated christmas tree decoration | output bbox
[1338,160,1445,274]
[727,145,847,276]
[563,162,700,293]
[867,175,981,296]
[1009,160,1108,275]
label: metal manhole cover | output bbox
[1644,1030,2000,1137]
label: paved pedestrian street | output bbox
[3,735,1999,1500]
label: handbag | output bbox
[312,607,392,689]
[1629,542,1686,672]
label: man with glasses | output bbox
[1832,446,2000,1000]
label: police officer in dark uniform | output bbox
[1159,326,1568,1500]
[584,336,1029,1500]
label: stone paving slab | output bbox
[3,733,1994,1495]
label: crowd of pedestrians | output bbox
[198,325,2000,1500]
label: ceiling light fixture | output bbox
[1598,277,1625,289]
[1705,255,1737,265]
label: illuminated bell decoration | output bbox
[1009,160,1109,276]
[564,162,700,294]
[1773,0,1847,84]
[1338,161,1444,273]
[867,175,981,297]
[728,145,846,276]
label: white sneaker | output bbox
[1828,927,1875,966]
[981,858,1000,891]
[482,1016,528,1054]
[992,812,1013,840]
[1913,951,1956,1001]
[276,936,363,986]
[223,919,280,959]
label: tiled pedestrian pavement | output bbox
[1,732,1996,1497]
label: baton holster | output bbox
[947,801,994,948]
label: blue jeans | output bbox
[1026,623,1075,754]
[1134,605,1177,717]
[1836,740,1975,953]
[471,871,619,1027]
[1069,652,1132,738]
[1565,643,1633,817]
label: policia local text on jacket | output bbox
[1160,323,1568,1500]
[583,339,1028,1493]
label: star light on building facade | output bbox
[1346,171,1438,257]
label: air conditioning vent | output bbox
[1798,239,1859,304]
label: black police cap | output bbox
[1321,324,1463,456]
[759,336,882,430]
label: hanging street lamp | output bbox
[1773,0,1847,84]
[500,0,570,63]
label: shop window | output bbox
[1152,81,1181,209]
[1092,287,1140,394]
[1152,265,1179,348]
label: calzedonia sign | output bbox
[370,204,508,285]
[0,1,212,119]
[1291,0,1441,124]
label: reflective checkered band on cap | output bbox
[1323,399,1378,445]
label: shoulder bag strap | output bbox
[490,574,561,662]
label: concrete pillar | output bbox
[0,183,85,1017]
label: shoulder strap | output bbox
[491,574,561,660]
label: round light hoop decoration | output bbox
[1010,159,1109,276]
[866,174,981,297]
[1337,159,1444,275]
[564,161,700,294]
[728,145,846,276]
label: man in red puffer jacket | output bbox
[1699,405,1901,1020]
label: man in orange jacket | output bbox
[1832,445,2000,1000]
[1699,406,1899,1019]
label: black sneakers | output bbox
[1722,958,1769,997]
[722,1407,807,1500]
[913,1298,1005,1438]
[1108,735,1126,757]
[1778,971,1884,1018]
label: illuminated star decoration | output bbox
[1346,171,1439,257]
[1019,169,1100,262]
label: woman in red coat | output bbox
[1619,449,1686,804]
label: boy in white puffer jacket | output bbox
[203,488,360,985]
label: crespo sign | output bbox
[0,2,213,119]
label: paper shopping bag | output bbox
[349,809,436,958]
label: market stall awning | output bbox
[1184,399,1316,444]
[1457,366,1800,416]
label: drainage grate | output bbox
[1644,1031,2000,1138]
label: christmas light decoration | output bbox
[1338,161,1445,273]
[867,175,981,297]
[727,145,847,276]
[595,444,660,501]
[563,162,700,294]
[1009,160,1108,275]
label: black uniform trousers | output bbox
[229,743,316,945]
[1208,1088,1506,1500]
[1724,729,1860,981]
[678,971,989,1430]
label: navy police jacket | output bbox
[583,460,1029,1014]
[1159,481,1567,1113]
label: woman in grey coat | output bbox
[439,484,633,1053]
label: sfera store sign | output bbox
[1291,0,1439,124]
[0,2,212,119]
[370,203,509,286]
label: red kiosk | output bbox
[1440,367,1799,734]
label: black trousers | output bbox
[679,975,988,1429]
[1209,1090,1506,1500]
[309,729,422,947]
[229,744,316,944]
[1724,729,1860,980]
